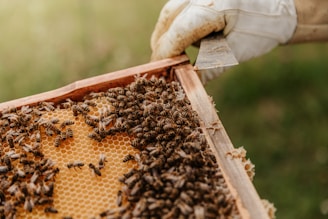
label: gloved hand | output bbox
[151,0,297,83]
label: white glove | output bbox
[151,0,297,83]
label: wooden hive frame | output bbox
[0,54,269,219]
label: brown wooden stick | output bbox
[174,64,269,219]
[0,55,189,111]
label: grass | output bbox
[1,1,328,218]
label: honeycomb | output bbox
[0,74,273,219]
[0,97,139,219]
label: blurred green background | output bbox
[0,1,327,218]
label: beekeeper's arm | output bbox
[290,0,328,43]
[151,0,328,83]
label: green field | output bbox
[1,1,327,218]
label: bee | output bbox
[89,163,101,176]
[2,155,12,170]
[39,102,55,111]
[61,98,75,109]
[7,183,19,195]
[122,154,135,163]
[0,190,5,203]
[88,133,102,142]
[124,172,140,189]
[44,207,58,214]
[43,122,61,135]
[24,197,35,212]
[117,94,127,101]
[84,99,97,107]
[30,170,40,184]
[130,181,142,196]
[60,120,75,128]
[98,154,107,169]
[22,143,33,153]
[54,136,61,147]
[114,87,125,95]
[34,130,41,142]
[38,158,55,172]
[132,198,147,217]
[67,161,84,169]
[84,117,98,127]
[6,132,15,148]
[14,132,27,145]
[66,128,74,138]
[130,139,140,149]
[43,182,54,197]
[80,103,90,113]
[45,128,55,136]
[0,166,9,174]
[50,118,59,124]
[88,91,104,99]
[44,168,60,181]
[148,199,165,211]
[116,190,123,207]
[37,197,54,205]
[60,131,68,140]
[100,209,116,218]
[71,105,80,116]
[177,201,193,215]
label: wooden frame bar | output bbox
[175,64,269,219]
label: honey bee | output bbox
[124,173,140,189]
[88,133,102,142]
[177,201,193,215]
[148,199,166,211]
[44,168,60,181]
[24,197,35,212]
[37,197,54,205]
[54,136,61,147]
[88,91,104,99]
[6,132,15,148]
[39,102,55,111]
[98,154,107,169]
[116,190,123,207]
[42,182,54,196]
[132,198,147,217]
[122,154,135,163]
[67,161,84,169]
[61,98,76,109]
[89,163,101,176]
[84,99,97,107]
[44,206,58,214]
[66,128,73,138]
[71,105,81,116]
[0,190,5,203]
[30,170,40,183]
[80,103,90,113]
[60,120,75,128]
[100,209,117,218]
[130,181,142,196]
[45,128,55,136]
[0,166,9,174]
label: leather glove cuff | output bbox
[289,0,328,43]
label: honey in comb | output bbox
[0,95,139,219]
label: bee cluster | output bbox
[0,74,244,219]
[0,104,66,218]
[83,75,241,219]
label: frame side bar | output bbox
[174,64,269,219]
